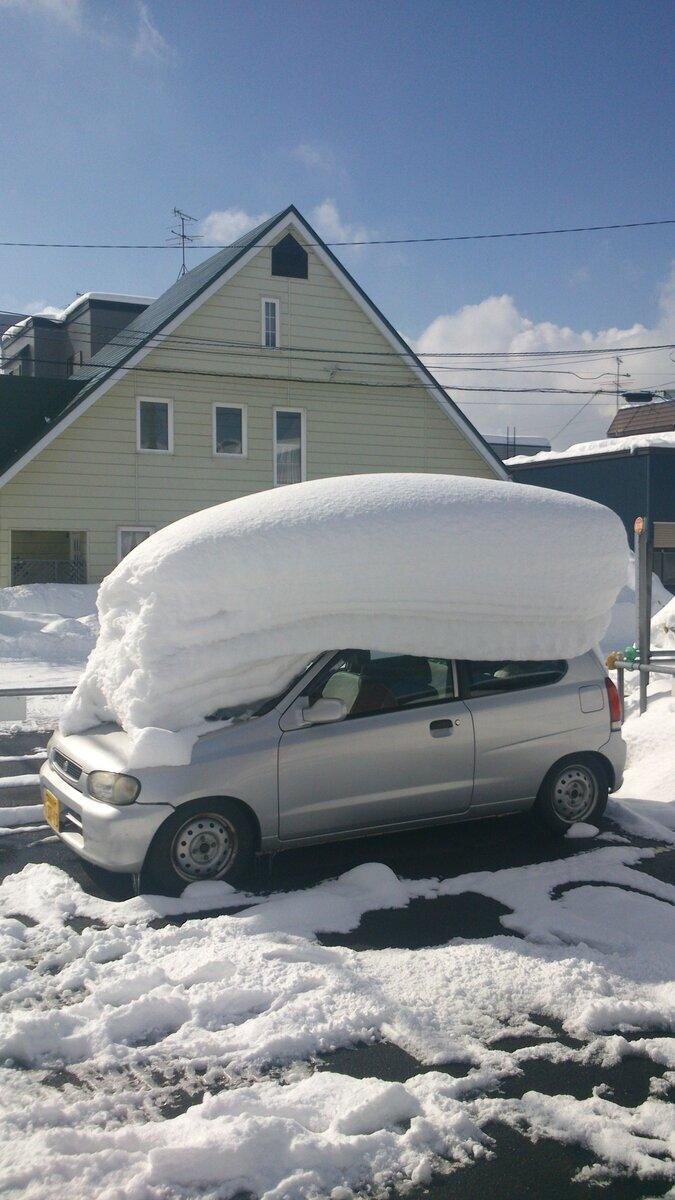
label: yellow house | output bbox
[0,206,506,586]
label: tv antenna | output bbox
[167,208,202,278]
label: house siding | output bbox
[0,236,497,586]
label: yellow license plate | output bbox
[43,790,60,832]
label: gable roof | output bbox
[0,205,506,485]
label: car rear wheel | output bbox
[534,755,608,835]
[140,798,257,896]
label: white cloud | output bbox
[199,208,270,245]
[133,1,171,61]
[0,0,82,25]
[414,266,675,448]
[310,199,373,250]
[292,143,335,173]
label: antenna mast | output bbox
[167,208,201,278]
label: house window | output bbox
[213,404,246,457]
[271,233,308,280]
[262,298,279,349]
[274,408,305,486]
[118,526,155,562]
[137,397,173,453]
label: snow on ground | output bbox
[61,474,628,766]
[0,583,98,688]
[0,842,673,1197]
[506,429,675,465]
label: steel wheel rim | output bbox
[170,812,237,882]
[551,766,598,823]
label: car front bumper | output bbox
[40,760,173,874]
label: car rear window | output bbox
[464,660,567,697]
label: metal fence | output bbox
[10,557,87,585]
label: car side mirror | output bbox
[302,697,347,725]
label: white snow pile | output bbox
[601,552,671,653]
[0,584,99,685]
[506,429,675,465]
[61,474,628,764]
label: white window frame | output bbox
[212,402,247,458]
[261,297,280,349]
[136,396,174,454]
[117,525,155,563]
[273,406,306,486]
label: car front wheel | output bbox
[534,756,608,835]
[140,798,257,896]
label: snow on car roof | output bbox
[61,473,629,766]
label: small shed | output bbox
[508,444,675,591]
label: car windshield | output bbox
[205,658,321,724]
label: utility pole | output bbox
[167,208,201,278]
[615,355,623,413]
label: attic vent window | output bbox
[271,234,308,280]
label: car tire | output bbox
[140,798,257,897]
[533,755,608,836]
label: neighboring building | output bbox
[507,435,675,590]
[487,434,550,461]
[0,205,505,587]
[0,313,25,340]
[608,394,675,439]
[1,293,154,379]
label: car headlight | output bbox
[87,771,141,805]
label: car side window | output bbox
[464,660,567,697]
[308,650,456,719]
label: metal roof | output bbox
[72,209,289,390]
[0,376,85,475]
[608,398,675,438]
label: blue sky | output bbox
[1,0,674,444]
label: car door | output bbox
[461,658,572,806]
[277,650,474,840]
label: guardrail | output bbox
[610,654,675,721]
[0,684,76,722]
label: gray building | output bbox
[508,444,675,590]
[487,434,551,461]
[1,292,154,379]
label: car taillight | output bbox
[605,677,622,729]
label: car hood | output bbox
[49,723,137,775]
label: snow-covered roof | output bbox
[506,431,675,466]
[1,293,155,344]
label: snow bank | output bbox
[601,553,671,653]
[506,430,675,465]
[61,474,628,762]
[0,584,98,688]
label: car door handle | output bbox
[429,719,453,736]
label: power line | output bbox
[0,217,673,251]
[1,310,671,364]
[6,351,630,398]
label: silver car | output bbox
[40,649,626,894]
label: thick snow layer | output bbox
[506,430,675,465]
[60,474,628,761]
